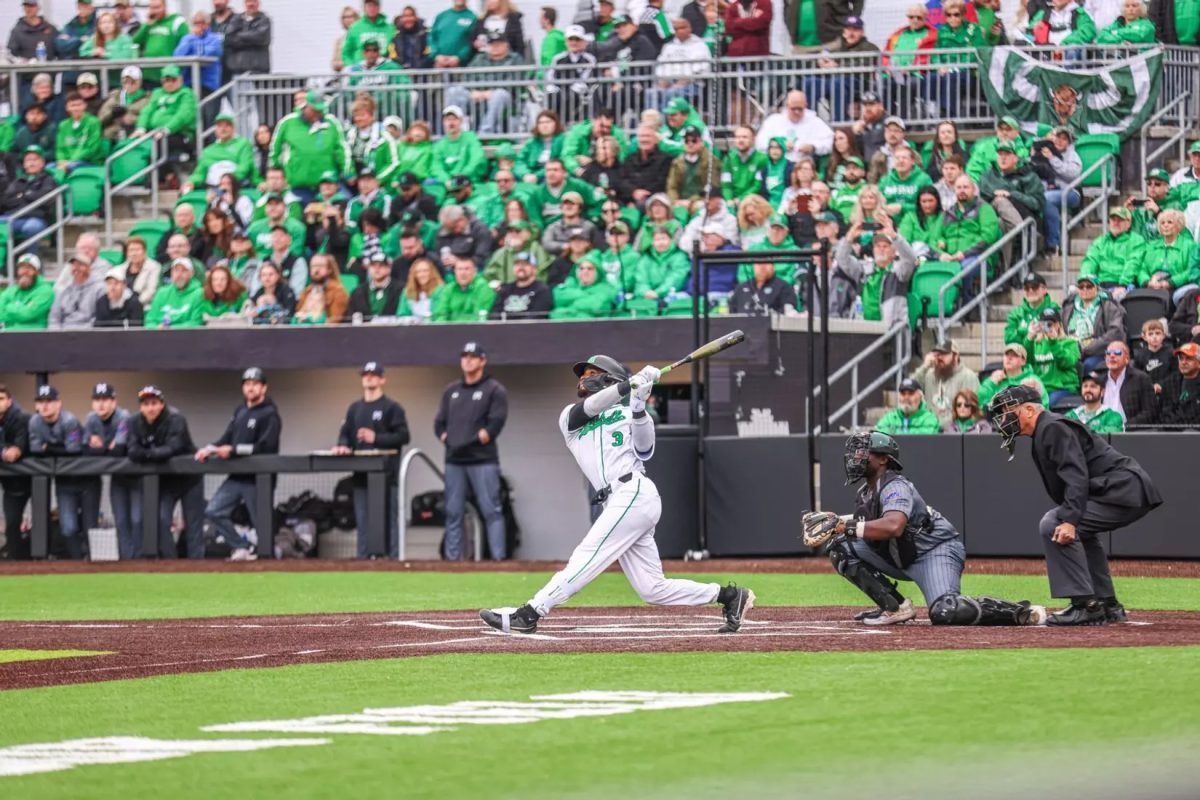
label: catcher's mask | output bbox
[843,430,902,485]
[988,384,1041,459]
[572,354,630,397]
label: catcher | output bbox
[803,431,1046,626]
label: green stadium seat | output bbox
[619,297,661,318]
[339,272,360,294]
[908,261,962,324]
[109,139,153,186]
[100,247,124,265]
[1074,133,1120,189]
[66,166,106,216]
[127,218,173,256]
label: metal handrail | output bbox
[936,215,1037,364]
[103,133,165,247]
[197,79,240,146]
[2,56,218,116]
[5,182,70,283]
[812,320,911,433]
[1058,153,1115,288]
[396,447,482,562]
[1140,90,1191,177]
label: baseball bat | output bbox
[658,330,746,379]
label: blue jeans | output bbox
[956,254,984,307]
[161,478,206,558]
[802,74,854,119]
[445,85,513,135]
[929,69,969,118]
[443,461,506,560]
[1043,189,1080,249]
[354,478,399,559]
[291,187,318,207]
[110,477,143,559]
[56,478,98,559]
[204,478,259,550]
[1048,388,1077,408]
[1081,354,1105,374]
[0,215,48,240]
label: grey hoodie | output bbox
[49,276,105,329]
[28,410,83,455]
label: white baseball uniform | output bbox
[526,396,720,617]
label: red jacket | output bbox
[724,0,772,57]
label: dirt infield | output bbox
[2,558,1199,577]
[3,607,1200,691]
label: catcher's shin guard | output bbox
[828,537,903,612]
[929,595,1032,626]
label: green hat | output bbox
[996,141,1017,155]
[1147,168,1170,183]
[161,65,182,79]
[664,97,690,115]
[304,90,327,113]
[768,212,789,228]
[493,141,517,160]
[845,155,865,168]
[1190,141,1200,155]
[1109,206,1132,220]
[264,191,284,202]
[508,219,530,232]
[998,115,1020,130]
[22,144,45,158]
[682,124,703,139]
[318,170,338,184]
[814,210,838,224]
[214,110,236,124]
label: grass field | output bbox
[2,569,1199,800]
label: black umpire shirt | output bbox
[1031,412,1161,526]
[337,395,411,477]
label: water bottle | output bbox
[35,42,46,62]
[852,296,864,319]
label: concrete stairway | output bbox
[45,189,178,284]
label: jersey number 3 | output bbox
[610,431,624,447]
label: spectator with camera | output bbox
[1005,272,1060,352]
[1063,274,1127,371]
[1079,207,1147,298]
[1159,342,1200,427]
[1027,307,1082,406]
[1128,169,1181,241]
[1032,126,1081,255]
[1065,372,1126,432]
[835,219,918,327]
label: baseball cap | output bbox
[508,219,530,232]
[77,72,98,86]
[1076,274,1097,286]
[1023,272,1047,288]
[120,65,141,81]
[561,190,584,205]
[701,221,726,237]
[485,31,505,43]
[859,90,880,105]
[996,141,1017,155]
[368,250,390,264]
[884,116,906,130]
[449,238,476,258]
[241,366,267,383]
[137,385,164,401]
[845,155,865,168]
[69,252,93,266]
[171,256,195,272]
[363,39,381,50]
[442,104,465,119]
[23,144,45,158]
[16,253,41,271]
[161,65,182,80]
[269,224,291,235]
[682,124,702,139]
[843,15,865,28]
[35,385,58,401]
[319,170,339,183]
[1174,342,1200,359]
[1080,370,1106,387]
[614,13,635,25]
[92,382,115,399]
[264,191,284,203]
[931,339,958,354]
[1147,168,1170,183]
[998,115,1020,129]
[104,266,126,282]
[462,341,487,357]
[362,361,384,376]
[358,164,377,179]
[1109,206,1132,220]
[664,97,690,115]
[1050,125,1073,140]
[567,226,590,240]
[215,110,236,125]
[1038,307,1062,324]
[383,115,404,131]
[1004,342,1028,359]
[446,174,472,192]
[303,89,327,112]
[398,171,420,187]
[607,221,630,235]
[565,24,589,40]
[898,378,922,393]
[814,210,839,224]
[767,212,789,228]
[871,232,894,246]
[1190,141,1200,155]
[513,250,538,265]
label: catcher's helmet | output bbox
[843,430,903,484]
[572,354,630,395]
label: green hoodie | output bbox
[189,135,260,187]
[395,139,433,181]
[1030,336,1081,393]
[55,113,103,165]
[430,131,487,184]
[879,167,934,216]
[720,148,768,203]
[875,400,943,435]
[1097,17,1156,43]
[540,29,566,65]
[1130,235,1196,288]
[561,121,632,175]
[659,102,708,154]
[0,274,55,329]
[137,86,198,136]
[342,14,397,67]
[132,14,187,80]
[1066,405,1126,433]
[898,209,945,256]
[633,246,691,297]
[518,134,565,182]
[429,7,477,64]
[550,275,617,319]
[1080,229,1147,285]
[270,112,351,189]
[1004,294,1059,351]
[965,135,1030,181]
[762,138,790,207]
[586,246,639,294]
[431,274,496,322]
[146,279,205,328]
[977,366,1049,408]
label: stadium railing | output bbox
[1139,89,1191,189]
[397,447,484,562]
[102,131,165,247]
[1058,151,1116,288]
[5,181,69,282]
[810,319,910,434]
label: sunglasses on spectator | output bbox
[1105,349,1125,357]
[944,11,962,17]
[955,401,972,408]
[908,14,925,19]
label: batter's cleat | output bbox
[861,598,916,626]
[1046,602,1107,626]
[479,604,540,634]
[1103,600,1128,623]
[853,607,885,622]
[718,585,755,633]
[1016,601,1048,626]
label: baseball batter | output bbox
[479,355,754,634]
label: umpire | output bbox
[434,341,508,560]
[332,362,410,559]
[989,384,1162,625]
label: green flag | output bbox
[978,45,1163,140]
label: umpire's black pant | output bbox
[1039,500,1152,599]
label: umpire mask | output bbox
[843,431,902,485]
[988,385,1040,460]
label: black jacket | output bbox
[391,23,430,68]
[1112,366,1157,428]
[127,406,199,488]
[615,147,674,204]
[337,394,410,474]
[1,172,58,220]
[434,217,494,269]
[251,284,297,319]
[223,12,272,74]
[8,17,58,60]
[94,292,144,327]
[213,396,282,456]
[391,250,441,287]
[1169,287,1200,343]
[348,281,404,319]
[1030,411,1162,525]
[593,31,658,78]
[729,277,797,315]
[0,400,31,489]
[471,11,524,55]
[1132,343,1174,388]
[680,1,709,37]
[156,226,210,266]
[1158,371,1200,427]
[434,374,508,464]
[490,280,553,319]
[393,191,440,224]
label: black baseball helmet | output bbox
[572,354,629,396]
[988,384,1041,458]
[843,430,902,484]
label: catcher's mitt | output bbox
[801,511,848,548]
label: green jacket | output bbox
[431,275,495,322]
[269,112,351,189]
[550,278,617,319]
[540,28,566,65]
[55,113,103,165]
[1030,336,1081,393]
[518,134,565,182]
[561,121,631,176]
[1080,230,1147,285]
[879,167,934,216]
[762,147,790,207]
[720,149,768,203]
[246,217,307,258]
[485,243,552,285]
[531,177,603,224]
[1066,405,1126,433]
[875,400,943,435]
[931,21,986,65]
[137,86,198,137]
[1028,6,1096,45]
[659,102,709,153]
[978,163,1045,216]
[966,135,1030,181]
[0,275,54,329]
[586,246,640,294]
[80,32,135,59]
[343,59,413,121]
[1131,235,1196,288]
[145,280,205,328]
[898,210,945,255]
[1097,17,1156,43]
[430,131,487,184]
[201,293,248,319]
[132,14,188,80]
[395,140,432,181]
[940,197,1001,261]
[633,246,691,297]
[189,135,259,187]
[1004,294,1059,351]
[429,7,476,63]
[977,366,1049,407]
[342,15,397,67]
[737,239,799,284]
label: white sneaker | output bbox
[861,598,916,626]
[226,547,258,562]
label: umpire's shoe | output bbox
[717,585,755,633]
[1046,601,1107,626]
[1102,600,1128,623]
[479,604,540,634]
